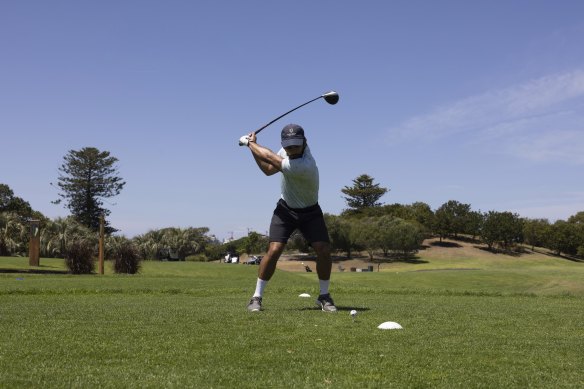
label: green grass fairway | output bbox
[1,257,583,388]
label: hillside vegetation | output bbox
[276,237,584,297]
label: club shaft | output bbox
[254,95,323,135]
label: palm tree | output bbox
[40,217,95,258]
[132,227,210,260]
[134,230,165,260]
[0,212,27,256]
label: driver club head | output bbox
[322,90,339,105]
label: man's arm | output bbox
[247,132,283,176]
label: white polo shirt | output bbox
[277,145,319,209]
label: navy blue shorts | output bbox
[269,199,330,244]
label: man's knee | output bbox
[267,242,286,258]
[312,241,331,258]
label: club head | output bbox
[322,90,339,105]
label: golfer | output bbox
[239,124,337,313]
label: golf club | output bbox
[255,90,339,135]
[239,91,339,145]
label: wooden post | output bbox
[98,214,104,275]
[29,220,40,266]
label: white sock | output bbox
[253,278,268,298]
[319,279,330,296]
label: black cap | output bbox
[281,124,305,147]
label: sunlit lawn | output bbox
[1,256,583,388]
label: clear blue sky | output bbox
[2,1,584,240]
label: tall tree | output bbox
[240,231,269,255]
[481,211,523,251]
[523,218,550,250]
[324,213,354,258]
[341,174,388,213]
[434,200,471,240]
[350,217,379,260]
[548,220,581,256]
[0,183,33,218]
[568,211,584,225]
[409,202,435,228]
[54,147,125,232]
[568,212,584,257]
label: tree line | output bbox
[325,199,584,259]
[1,149,583,270]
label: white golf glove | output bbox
[238,135,250,146]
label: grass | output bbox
[1,255,583,388]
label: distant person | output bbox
[239,124,337,312]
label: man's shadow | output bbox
[299,306,371,312]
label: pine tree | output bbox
[341,174,388,212]
[54,147,125,232]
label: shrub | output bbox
[64,240,95,274]
[185,254,208,262]
[204,244,225,261]
[287,230,311,253]
[112,241,141,274]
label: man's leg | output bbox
[312,241,332,281]
[312,241,337,312]
[258,241,286,281]
[247,242,286,312]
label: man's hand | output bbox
[239,132,257,147]
[238,135,250,146]
[248,132,257,144]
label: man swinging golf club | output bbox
[239,124,337,313]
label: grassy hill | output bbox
[277,237,584,297]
